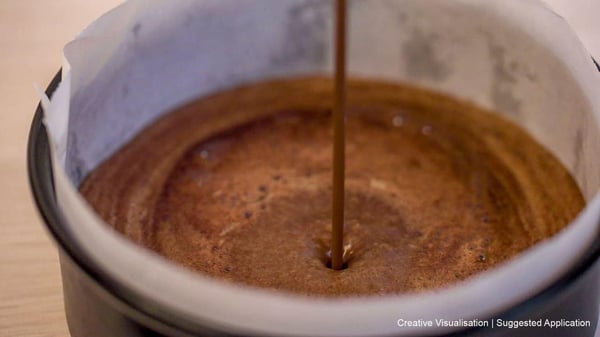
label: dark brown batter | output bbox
[80,77,584,296]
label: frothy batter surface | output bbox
[80,78,584,296]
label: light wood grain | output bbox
[0,2,123,336]
[0,1,597,337]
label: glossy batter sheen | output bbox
[80,77,584,297]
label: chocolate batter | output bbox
[80,78,584,296]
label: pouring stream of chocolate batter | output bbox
[331,0,348,271]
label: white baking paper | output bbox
[43,0,600,336]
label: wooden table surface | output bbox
[0,1,598,336]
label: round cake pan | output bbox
[28,61,600,336]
